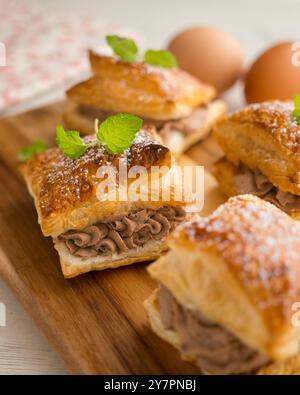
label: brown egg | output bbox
[168,26,244,93]
[245,42,300,103]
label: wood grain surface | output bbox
[0,102,226,374]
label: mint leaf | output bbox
[144,49,178,68]
[97,113,142,154]
[106,35,138,63]
[56,125,87,159]
[293,94,300,125]
[18,139,47,162]
[55,115,142,159]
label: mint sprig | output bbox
[18,139,47,162]
[105,35,178,68]
[19,114,143,161]
[97,113,143,154]
[56,126,88,159]
[106,35,138,63]
[56,114,142,159]
[144,49,178,68]
[293,94,300,125]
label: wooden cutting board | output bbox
[0,102,226,374]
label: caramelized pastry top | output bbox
[66,53,216,120]
[21,126,170,219]
[224,101,300,154]
[173,194,300,322]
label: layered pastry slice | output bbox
[213,101,300,218]
[145,195,300,374]
[21,126,187,278]
[64,52,226,156]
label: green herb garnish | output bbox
[106,35,138,63]
[56,114,142,159]
[144,49,178,68]
[56,125,88,159]
[105,35,178,68]
[97,113,143,154]
[293,94,300,125]
[18,139,47,162]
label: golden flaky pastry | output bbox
[64,52,226,156]
[21,127,188,277]
[145,195,300,374]
[213,101,300,216]
[67,52,215,121]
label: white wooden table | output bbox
[0,0,299,374]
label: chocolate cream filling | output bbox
[58,206,185,258]
[158,285,269,374]
[233,167,300,213]
[77,104,209,136]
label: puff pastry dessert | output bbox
[21,126,188,278]
[145,195,300,375]
[64,52,226,156]
[213,101,300,218]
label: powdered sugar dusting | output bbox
[230,101,300,153]
[25,127,169,217]
[177,195,300,317]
